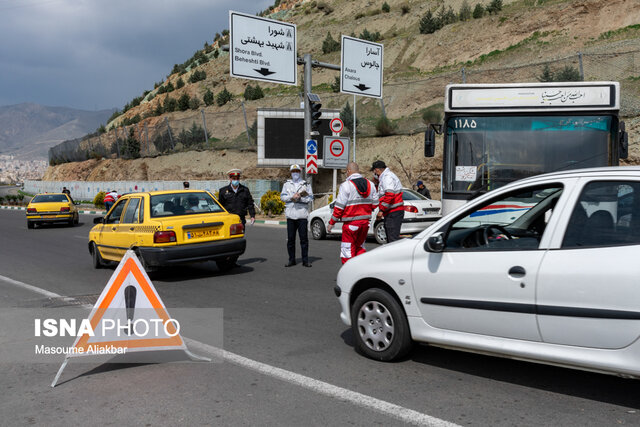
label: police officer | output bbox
[218,169,255,227]
[280,164,313,267]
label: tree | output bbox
[176,78,185,89]
[341,102,357,137]
[123,128,140,159]
[178,93,191,111]
[538,64,555,82]
[163,96,177,113]
[486,0,503,15]
[243,84,264,101]
[419,10,441,34]
[555,65,581,81]
[381,2,390,13]
[322,32,340,54]
[459,0,472,21]
[331,76,340,93]
[216,87,232,106]
[472,3,485,19]
[203,88,214,106]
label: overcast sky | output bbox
[0,0,273,111]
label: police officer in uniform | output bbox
[218,169,255,227]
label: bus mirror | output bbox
[424,129,435,157]
[620,131,629,159]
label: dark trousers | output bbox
[384,210,404,243]
[287,218,309,263]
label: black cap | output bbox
[370,160,386,171]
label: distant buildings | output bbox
[0,155,47,184]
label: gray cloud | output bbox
[0,0,273,110]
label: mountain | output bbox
[0,103,114,159]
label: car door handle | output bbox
[129,227,135,231]
[111,227,117,231]
[508,266,526,278]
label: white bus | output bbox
[425,82,628,215]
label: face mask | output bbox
[291,172,300,181]
[373,173,379,179]
[231,180,239,186]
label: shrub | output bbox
[94,191,105,208]
[176,78,185,89]
[331,76,340,93]
[555,65,581,81]
[322,32,340,54]
[189,70,207,83]
[216,87,233,106]
[359,28,381,42]
[538,64,555,82]
[401,4,410,14]
[213,49,219,59]
[260,190,285,216]
[381,2,390,13]
[165,81,175,93]
[123,128,140,159]
[459,0,472,21]
[486,0,503,15]
[472,3,485,18]
[163,96,177,112]
[243,84,264,101]
[189,96,201,110]
[178,93,191,111]
[422,103,443,124]
[341,102,357,136]
[203,88,214,106]
[375,116,397,136]
[0,196,4,205]
[419,10,441,34]
[355,12,364,19]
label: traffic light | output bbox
[308,93,322,132]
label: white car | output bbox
[335,167,640,378]
[309,189,441,244]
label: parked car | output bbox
[26,193,79,229]
[335,167,640,378]
[89,190,246,272]
[309,188,441,244]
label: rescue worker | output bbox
[103,189,118,212]
[280,164,313,267]
[371,160,404,243]
[218,169,255,227]
[328,162,378,264]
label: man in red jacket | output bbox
[371,160,404,243]
[328,162,378,264]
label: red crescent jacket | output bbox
[329,173,378,225]
[377,168,404,216]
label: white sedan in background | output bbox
[309,188,441,244]
[335,167,640,378]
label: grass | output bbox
[597,24,640,41]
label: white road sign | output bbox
[340,36,383,98]
[323,136,350,169]
[229,11,297,86]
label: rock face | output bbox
[44,0,640,195]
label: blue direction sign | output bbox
[306,139,317,155]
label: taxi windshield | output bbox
[150,192,223,217]
[31,194,68,203]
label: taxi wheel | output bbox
[216,255,238,272]
[91,243,103,269]
[311,218,326,240]
[351,288,412,362]
[74,213,79,225]
[27,221,34,229]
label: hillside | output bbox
[0,103,113,160]
[44,0,640,194]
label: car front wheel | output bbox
[351,288,412,361]
[311,218,326,240]
[91,242,103,269]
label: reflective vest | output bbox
[329,173,378,225]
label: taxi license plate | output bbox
[43,215,56,218]
[186,229,219,239]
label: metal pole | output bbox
[201,109,209,143]
[303,53,312,181]
[241,101,251,145]
[353,94,356,162]
[578,52,584,81]
[462,67,466,83]
[380,98,386,118]
[332,169,337,201]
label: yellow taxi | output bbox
[88,190,245,272]
[26,193,79,229]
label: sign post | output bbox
[229,11,297,86]
[341,36,383,161]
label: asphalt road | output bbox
[1,209,640,426]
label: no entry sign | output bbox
[322,136,350,169]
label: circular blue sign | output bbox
[307,139,317,154]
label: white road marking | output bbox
[0,274,460,427]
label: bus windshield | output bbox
[445,115,614,193]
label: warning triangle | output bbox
[69,250,185,356]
